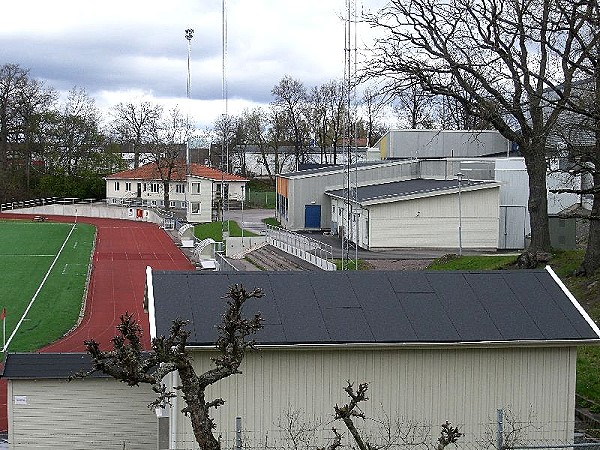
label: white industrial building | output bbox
[276,158,530,250]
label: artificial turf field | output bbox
[0,220,95,352]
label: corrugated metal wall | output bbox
[8,378,158,449]
[171,346,576,449]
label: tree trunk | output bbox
[581,173,600,275]
[522,141,552,254]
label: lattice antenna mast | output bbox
[221,0,229,233]
[343,0,359,270]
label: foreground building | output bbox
[144,268,600,449]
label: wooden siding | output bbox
[368,188,499,248]
[170,346,576,449]
[8,378,157,450]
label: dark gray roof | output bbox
[2,353,107,379]
[326,179,496,204]
[150,269,600,347]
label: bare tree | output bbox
[394,84,437,129]
[109,100,162,168]
[361,87,389,147]
[272,75,310,169]
[77,284,264,450]
[365,0,580,262]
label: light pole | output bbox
[185,28,194,100]
[457,172,463,256]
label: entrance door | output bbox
[137,183,142,197]
[304,205,321,229]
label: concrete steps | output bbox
[244,245,319,271]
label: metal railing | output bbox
[266,224,336,271]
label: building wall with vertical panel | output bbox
[169,345,576,449]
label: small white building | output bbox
[146,268,600,450]
[105,162,248,223]
[326,178,501,249]
[3,353,158,450]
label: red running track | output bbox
[0,214,195,430]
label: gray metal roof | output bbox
[325,179,497,204]
[150,269,600,347]
[2,353,107,379]
[282,160,397,178]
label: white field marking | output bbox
[3,223,77,352]
[62,264,69,275]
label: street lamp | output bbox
[456,172,463,256]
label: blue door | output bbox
[304,205,321,228]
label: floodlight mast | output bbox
[184,28,194,218]
[185,28,194,100]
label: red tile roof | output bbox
[106,162,248,182]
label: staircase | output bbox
[244,245,320,271]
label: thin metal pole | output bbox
[496,408,504,450]
[457,172,463,256]
[235,417,242,450]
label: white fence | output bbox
[266,225,336,271]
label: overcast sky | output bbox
[1,0,382,128]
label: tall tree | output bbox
[365,0,579,262]
[109,101,162,168]
[78,285,263,450]
[544,0,600,274]
[147,106,191,211]
[272,75,310,169]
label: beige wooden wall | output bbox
[368,188,500,249]
[170,345,576,449]
[8,378,158,450]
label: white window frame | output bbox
[170,200,176,208]
[151,183,160,193]
[191,182,201,195]
[175,184,185,194]
[191,202,201,214]
[114,181,120,191]
[125,182,131,192]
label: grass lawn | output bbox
[427,249,600,407]
[194,220,259,241]
[0,220,95,352]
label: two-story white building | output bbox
[105,162,248,223]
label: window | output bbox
[125,182,131,192]
[191,202,201,214]
[170,201,176,208]
[191,182,201,194]
[114,181,120,191]
[151,183,160,193]
[181,201,187,208]
[332,205,336,214]
[175,184,185,194]
[151,200,157,206]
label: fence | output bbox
[246,190,276,209]
[265,224,336,271]
[164,411,600,450]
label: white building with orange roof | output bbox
[105,162,248,223]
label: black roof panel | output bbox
[150,270,600,346]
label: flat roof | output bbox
[325,178,498,204]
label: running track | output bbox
[0,214,195,430]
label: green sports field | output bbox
[0,220,95,352]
